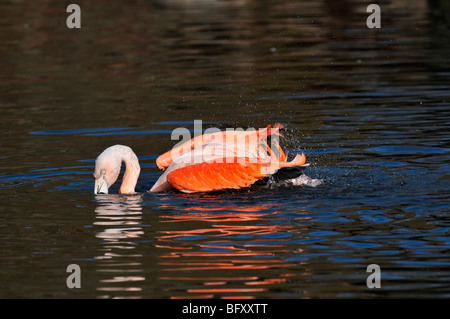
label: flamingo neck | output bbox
[116,146,140,194]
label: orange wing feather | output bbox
[167,159,266,193]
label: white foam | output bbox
[286,175,323,187]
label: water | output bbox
[0,0,449,299]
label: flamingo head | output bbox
[93,147,122,195]
[93,169,109,194]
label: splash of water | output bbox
[265,174,323,190]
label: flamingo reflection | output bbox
[94,194,145,299]
[155,199,308,299]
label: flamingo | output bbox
[93,125,308,194]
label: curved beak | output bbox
[94,176,109,195]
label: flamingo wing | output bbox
[149,124,307,193]
[149,141,266,192]
[155,124,283,171]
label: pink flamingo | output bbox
[93,125,308,194]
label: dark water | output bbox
[1,0,449,299]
